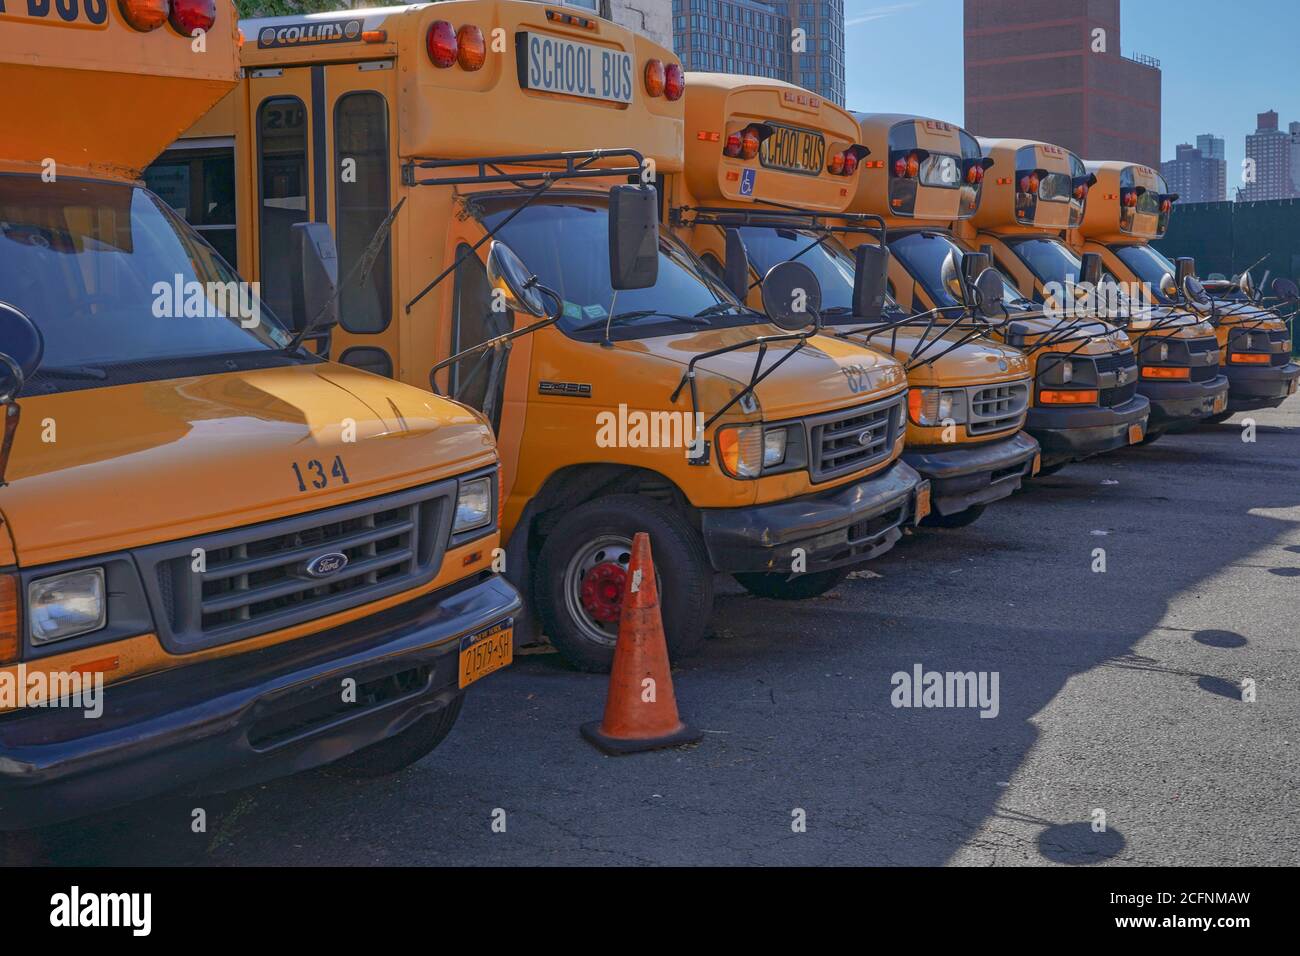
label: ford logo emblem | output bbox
[857,430,873,446]
[305,552,349,578]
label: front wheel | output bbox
[535,494,713,672]
[326,694,465,778]
[922,503,987,529]
[733,567,848,600]
[1036,461,1069,477]
[1139,429,1164,445]
[1201,410,1234,425]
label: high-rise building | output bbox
[672,0,845,106]
[1197,133,1225,162]
[1162,141,1226,203]
[1241,110,1297,201]
[1289,122,1300,203]
[963,0,1162,168]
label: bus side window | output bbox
[145,147,238,269]
[451,243,512,430]
[257,96,308,325]
[334,91,392,334]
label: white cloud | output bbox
[846,1,923,27]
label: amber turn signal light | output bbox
[1141,366,1191,380]
[1039,389,1099,405]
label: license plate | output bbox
[0,1,108,26]
[459,620,513,688]
[758,122,827,174]
[914,481,932,524]
[1213,393,1227,413]
[1031,451,1042,477]
[1128,422,1144,444]
[1290,378,1298,396]
[517,32,633,104]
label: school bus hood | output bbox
[841,328,1031,388]
[0,364,496,568]
[617,324,908,419]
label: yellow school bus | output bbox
[669,76,1037,527]
[972,139,1228,442]
[846,114,1149,474]
[1070,161,1299,419]
[0,1,519,829]
[156,0,932,672]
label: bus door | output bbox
[247,60,399,378]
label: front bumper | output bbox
[0,573,521,831]
[1025,394,1151,466]
[903,430,1040,516]
[1224,361,1300,411]
[699,459,926,574]
[1141,374,1230,428]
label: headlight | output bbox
[762,428,788,467]
[29,568,106,645]
[1060,360,1074,383]
[453,476,493,534]
[1158,342,1169,362]
[907,387,967,426]
[717,424,763,478]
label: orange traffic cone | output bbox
[581,532,702,755]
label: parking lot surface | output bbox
[7,399,1299,867]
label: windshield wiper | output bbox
[572,309,709,333]
[34,365,108,381]
[692,302,750,319]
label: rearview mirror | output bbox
[972,269,1005,320]
[852,244,889,320]
[487,240,547,317]
[1079,252,1102,287]
[608,184,659,291]
[1271,277,1300,302]
[723,228,750,300]
[1174,257,1196,291]
[290,222,339,335]
[0,301,44,405]
[761,260,821,332]
[1158,272,1178,299]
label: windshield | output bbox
[0,175,291,387]
[1008,237,1133,313]
[474,194,758,340]
[889,231,1034,313]
[735,225,907,323]
[1113,243,1178,303]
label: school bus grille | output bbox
[805,393,903,483]
[1187,337,1221,382]
[967,380,1029,436]
[139,481,456,652]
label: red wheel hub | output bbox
[580,561,627,623]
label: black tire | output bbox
[326,694,465,778]
[733,567,849,600]
[1036,461,1069,477]
[535,494,713,673]
[1201,410,1234,425]
[1139,429,1164,445]
[922,503,987,528]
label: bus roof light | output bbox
[828,152,845,176]
[740,127,761,161]
[457,25,486,70]
[724,132,742,158]
[119,0,170,32]
[664,63,685,101]
[644,59,666,97]
[169,0,215,36]
[426,20,458,69]
[907,151,920,178]
[842,151,859,176]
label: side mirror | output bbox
[723,228,750,300]
[290,222,339,335]
[1079,252,1102,287]
[486,240,547,318]
[941,250,971,307]
[1174,256,1196,290]
[761,260,822,332]
[1158,272,1178,299]
[972,268,1005,320]
[1183,275,1212,314]
[608,184,659,291]
[852,244,889,320]
[1236,269,1255,301]
[0,301,44,404]
[1271,277,1300,302]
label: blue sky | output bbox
[843,0,1300,186]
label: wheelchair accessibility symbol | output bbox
[739,168,756,196]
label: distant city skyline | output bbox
[840,0,1300,197]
